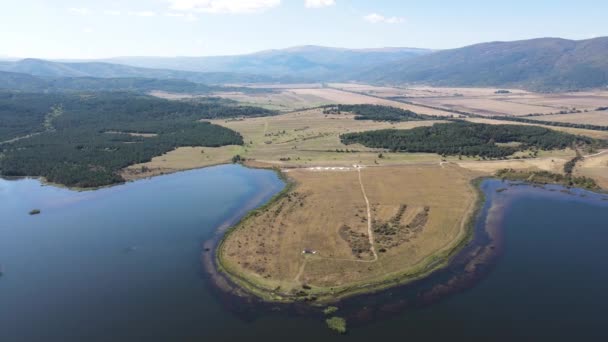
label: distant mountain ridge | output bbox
[2,38,608,91]
[0,59,289,84]
[0,71,227,93]
[359,37,608,91]
[101,45,433,80]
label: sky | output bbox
[0,0,606,59]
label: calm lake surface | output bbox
[2,167,608,341]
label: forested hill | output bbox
[359,37,608,91]
[0,92,274,187]
[0,71,233,93]
[341,121,599,158]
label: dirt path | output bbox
[0,132,42,145]
[292,165,380,283]
[583,149,608,159]
[294,257,307,283]
[357,165,378,262]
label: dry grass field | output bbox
[528,111,608,126]
[414,97,556,116]
[499,92,608,110]
[123,89,608,302]
[213,90,331,111]
[465,117,608,140]
[239,83,324,89]
[406,86,530,97]
[321,85,608,117]
[288,88,456,116]
[211,109,446,167]
[328,84,530,98]
[456,153,573,174]
[575,151,608,189]
[121,145,242,180]
[219,164,480,301]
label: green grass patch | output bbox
[325,317,347,334]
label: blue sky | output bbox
[0,0,606,59]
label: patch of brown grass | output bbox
[121,145,242,180]
[219,164,480,298]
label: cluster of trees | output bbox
[0,91,275,187]
[340,121,598,158]
[0,70,277,95]
[322,104,432,122]
[496,169,599,190]
[0,92,67,141]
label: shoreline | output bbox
[6,160,604,304]
[0,160,238,192]
[213,173,487,304]
[209,178,608,324]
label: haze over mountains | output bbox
[103,46,432,80]
[1,37,607,91]
[0,59,284,84]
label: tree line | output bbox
[322,104,434,122]
[0,91,275,187]
[340,121,600,158]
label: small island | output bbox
[29,209,41,215]
[325,316,347,334]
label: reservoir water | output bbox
[1,168,608,341]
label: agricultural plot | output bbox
[413,97,556,116]
[211,109,445,167]
[527,111,608,126]
[499,92,608,110]
[288,88,455,116]
[213,90,331,111]
[465,118,608,140]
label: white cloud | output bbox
[185,13,199,21]
[168,0,281,14]
[165,12,199,21]
[130,11,158,17]
[68,8,91,15]
[363,13,404,24]
[305,0,335,8]
[103,10,121,16]
[82,27,94,34]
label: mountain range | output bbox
[102,46,432,80]
[0,59,285,84]
[362,37,608,91]
[1,38,607,91]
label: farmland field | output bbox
[527,111,608,126]
[210,109,446,167]
[286,88,456,116]
[413,97,557,116]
